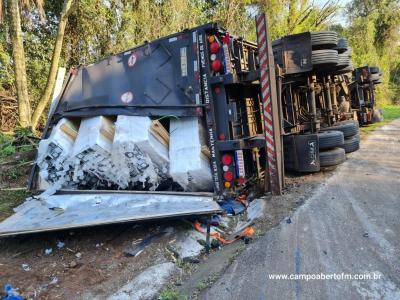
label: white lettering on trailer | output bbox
[223,44,232,74]
[208,128,219,186]
[180,47,188,77]
[308,141,317,166]
[202,74,210,104]
[199,34,206,68]
[235,150,246,177]
[199,32,220,192]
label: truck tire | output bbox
[337,52,351,67]
[311,31,338,49]
[319,147,346,167]
[370,66,380,74]
[318,130,344,150]
[340,134,360,153]
[312,50,338,65]
[334,63,354,75]
[370,73,381,81]
[321,120,359,138]
[335,38,348,53]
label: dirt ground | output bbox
[0,157,335,300]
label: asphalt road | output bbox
[204,120,400,300]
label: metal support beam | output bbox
[255,14,284,195]
[308,75,318,133]
[324,77,333,126]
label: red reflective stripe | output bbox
[256,14,278,190]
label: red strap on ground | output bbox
[192,220,254,245]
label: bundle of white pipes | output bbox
[36,115,213,193]
[169,117,213,192]
[112,115,169,190]
[71,116,122,188]
[36,118,78,190]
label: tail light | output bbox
[211,60,222,72]
[210,42,220,54]
[222,154,232,165]
[223,171,233,182]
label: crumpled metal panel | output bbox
[0,192,220,237]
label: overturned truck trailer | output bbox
[0,22,283,236]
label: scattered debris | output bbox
[68,261,78,268]
[363,232,369,238]
[182,257,201,264]
[48,277,58,285]
[75,252,82,259]
[192,220,255,246]
[220,199,246,215]
[124,232,166,257]
[57,241,65,249]
[286,217,292,224]
[3,284,23,300]
[44,248,53,255]
[246,198,266,221]
[21,264,31,271]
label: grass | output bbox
[360,105,400,134]
[0,189,29,221]
[158,288,180,300]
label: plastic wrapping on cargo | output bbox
[112,116,169,190]
[169,117,213,192]
[36,118,78,189]
[71,116,122,187]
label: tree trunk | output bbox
[8,0,31,128]
[31,0,73,129]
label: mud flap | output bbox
[0,191,220,237]
[283,134,320,172]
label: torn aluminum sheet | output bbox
[36,118,78,190]
[112,116,169,190]
[169,117,213,192]
[72,116,122,187]
[0,191,220,236]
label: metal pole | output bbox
[256,13,283,196]
[205,216,211,254]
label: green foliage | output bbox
[0,144,16,158]
[7,168,20,179]
[158,288,180,300]
[261,0,339,40]
[360,105,400,134]
[337,0,400,105]
[0,127,36,159]
[0,133,15,158]
[0,189,29,222]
